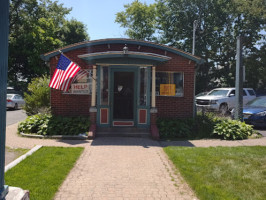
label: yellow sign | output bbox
[160,84,176,96]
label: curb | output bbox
[20,133,88,140]
[5,145,42,172]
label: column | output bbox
[0,0,10,198]
[151,66,156,108]
[91,65,97,107]
[89,65,97,138]
[150,66,159,140]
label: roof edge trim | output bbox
[41,38,205,64]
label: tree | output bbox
[115,0,157,41]
[60,19,89,45]
[244,44,266,92]
[116,0,265,92]
[23,75,50,115]
[8,0,89,92]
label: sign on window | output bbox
[71,83,91,94]
[156,72,184,97]
[160,84,176,96]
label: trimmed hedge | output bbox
[18,114,90,136]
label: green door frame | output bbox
[110,66,138,126]
[96,65,151,128]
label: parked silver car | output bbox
[6,94,25,109]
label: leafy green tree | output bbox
[24,75,50,116]
[233,0,266,20]
[60,19,89,45]
[244,44,266,92]
[8,0,89,92]
[116,0,265,92]
[115,0,157,41]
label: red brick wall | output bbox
[50,56,92,117]
[49,42,195,118]
[156,52,195,119]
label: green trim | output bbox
[41,38,204,64]
[78,51,171,64]
[109,66,138,127]
[136,67,151,127]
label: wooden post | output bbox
[91,65,97,107]
[151,66,156,108]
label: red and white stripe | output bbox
[49,62,80,92]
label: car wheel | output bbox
[219,104,228,115]
[14,103,18,110]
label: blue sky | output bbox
[57,0,156,40]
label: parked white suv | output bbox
[196,88,256,114]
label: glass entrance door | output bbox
[113,71,134,120]
[111,68,137,126]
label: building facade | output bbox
[42,38,203,138]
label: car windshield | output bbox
[207,90,229,96]
[7,94,13,99]
[247,97,266,107]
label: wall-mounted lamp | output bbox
[123,44,128,54]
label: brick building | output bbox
[41,38,204,139]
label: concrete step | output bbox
[96,127,150,138]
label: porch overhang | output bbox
[78,51,171,65]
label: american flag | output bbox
[49,54,80,91]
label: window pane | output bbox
[139,67,148,105]
[69,69,92,94]
[101,67,109,105]
[156,72,184,97]
[248,89,255,96]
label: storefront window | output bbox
[139,67,148,106]
[67,69,92,94]
[156,72,184,97]
[100,66,109,105]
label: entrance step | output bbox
[96,127,150,138]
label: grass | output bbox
[5,146,84,200]
[164,146,266,200]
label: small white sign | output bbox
[71,83,91,94]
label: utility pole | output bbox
[0,0,10,199]
[192,20,198,55]
[192,20,198,118]
[234,36,243,121]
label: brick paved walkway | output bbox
[53,138,197,200]
[5,123,266,199]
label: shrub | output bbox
[157,113,255,140]
[212,119,254,140]
[24,76,50,115]
[18,114,90,136]
[194,112,224,138]
[157,118,194,138]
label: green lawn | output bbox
[5,146,84,200]
[164,146,266,200]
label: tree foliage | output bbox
[115,0,157,41]
[9,0,89,92]
[23,75,50,116]
[116,0,266,93]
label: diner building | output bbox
[41,38,204,139]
